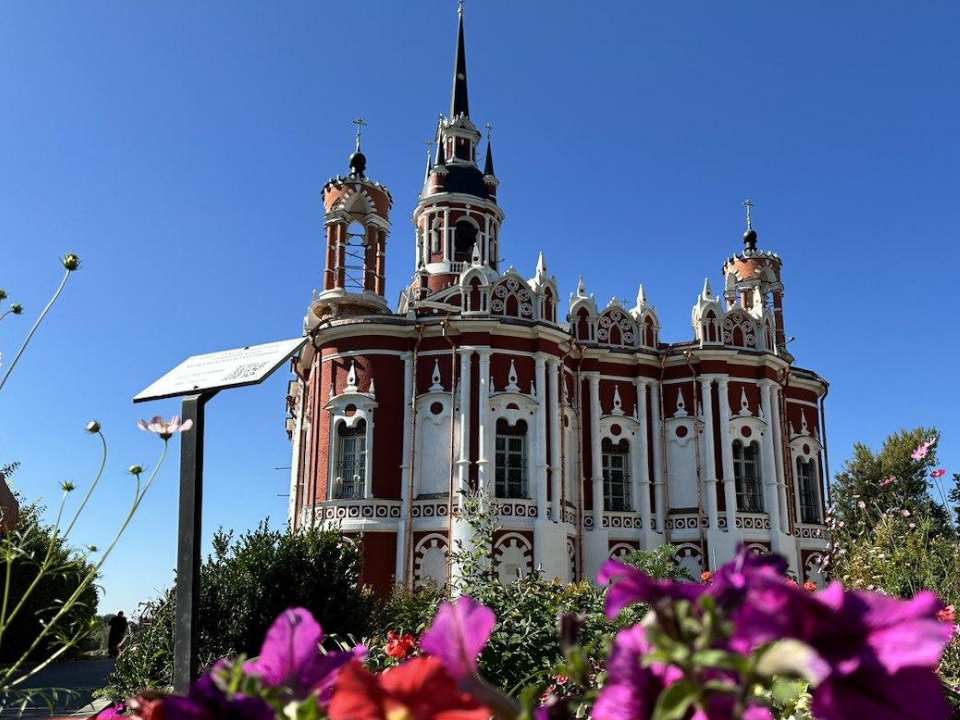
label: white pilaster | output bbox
[759,382,784,553]
[700,378,719,529]
[633,379,652,533]
[718,379,737,532]
[476,348,492,497]
[548,357,562,521]
[396,351,414,584]
[650,381,665,533]
[587,373,603,525]
[456,348,474,497]
[769,383,788,533]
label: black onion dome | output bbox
[441,164,489,198]
[743,228,758,251]
[349,151,367,177]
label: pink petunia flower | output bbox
[931,468,946,479]
[244,607,354,703]
[138,415,194,440]
[420,596,495,682]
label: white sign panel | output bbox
[134,337,308,403]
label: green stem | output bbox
[62,431,108,539]
[0,490,71,638]
[0,267,71,396]
[1,441,167,688]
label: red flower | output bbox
[803,580,817,592]
[936,605,955,624]
[385,631,417,660]
[329,658,490,720]
[700,571,713,583]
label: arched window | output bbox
[732,440,763,512]
[495,419,527,499]
[334,420,366,499]
[602,438,631,511]
[453,221,478,261]
[797,458,820,523]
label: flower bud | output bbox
[558,612,586,653]
[60,481,76,492]
[87,545,98,553]
[86,420,101,434]
[62,253,81,271]
[128,464,144,476]
[10,304,23,315]
[0,289,7,300]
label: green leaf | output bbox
[691,649,750,675]
[651,680,698,720]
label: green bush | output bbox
[0,499,99,663]
[103,522,375,699]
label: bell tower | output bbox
[407,5,504,305]
[309,120,393,326]
[721,199,788,353]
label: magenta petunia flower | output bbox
[592,625,680,720]
[243,607,354,702]
[138,415,194,440]
[163,673,274,720]
[740,581,952,720]
[420,595,495,681]
[598,560,706,618]
[592,624,774,720]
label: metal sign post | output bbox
[134,338,307,693]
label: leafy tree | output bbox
[104,522,375,699]
[830,427,949,533]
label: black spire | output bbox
[484,139,495,176]
[450,7,469,118]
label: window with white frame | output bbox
[796,458,820,523]
[495,418,527,499]
[733,440,763,513]
[602,437,631,511]
[333,420,367,499]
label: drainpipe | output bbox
[682,350,707,563]
[819,382,831,508]
[441,317,459,588]
[658,352,672,546]
[572,339,586,582]
[402,325,425,588]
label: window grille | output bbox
[495,419,527,499]
[733,440,764,513]
[602,437,631,511]
[334,420,366,499]
[797,458,820,523]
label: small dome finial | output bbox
[742,198,758,252]
[349,117,368,176]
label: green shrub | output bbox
[0,499,98,663]
[103,522,375,699]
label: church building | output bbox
[284,8,830,593]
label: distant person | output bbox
[107,611,128,658]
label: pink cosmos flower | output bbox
[911,437,936,460]
[138,415,194,440]
[879,476,897,487]
[931,468,946,479]
[244,607,354,703]
[420,596,495,682]
[857,500,866,510]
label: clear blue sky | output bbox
[1,2,958,616]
